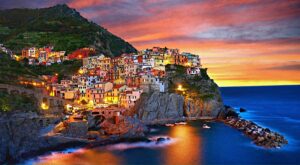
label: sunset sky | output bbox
[1,0,300,86]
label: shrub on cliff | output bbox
[0,91,37,113]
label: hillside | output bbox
[0,4,136,56]
[0,51,82,85]
[0,52,38,84]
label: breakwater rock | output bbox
[223,116,288,148]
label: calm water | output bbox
[24,86,300,165]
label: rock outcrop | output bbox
[100,116,148,138]
[60,121,88,138]
[0,111,149,163]
[182,78,224,119]
[184,98,224,118]
[0,113,86,163]
[134,92,185,124]
[134,66,225,124]
[224,116,288,148]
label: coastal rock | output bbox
[156,137,167,144]
[133,66,225,124]
[224,116,288,148]
[60,121,88,138]
[184,97,224,118]
[122,117,149,138]
[100,116,148,138]
[182,78,224,119]
[135,92,185,124]
[239,108,247,112]
[219,105,239,119]
[0,114,74,163]
[87,112,105,131]
[87,131,101,140]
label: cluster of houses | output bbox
[47,47,202,110]
[21,46,66,65]
[20,46,95,65]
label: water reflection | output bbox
[29,124,202,165]
[164,125,201,165]
[37,149,121,165]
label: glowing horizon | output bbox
[1,0,300,87]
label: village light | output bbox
[41,103,49,110]
[49,90,55,96]
[66,104,72,111]
[177,84,183,91]
[88,100,94,109]
[78,69,84,74]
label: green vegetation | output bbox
[0,91,37,113]
[166,64,218,101]
[166,64,186,75]
[0,4,136,56]
[0,52,38,84]
[199,93,215,100]
[200,68,210,80]
[0,51,82,84]
[27,60,82,80]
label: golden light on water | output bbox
[164,125,201,165]
[37,149,121,165]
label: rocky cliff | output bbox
[183,78,224,119]
[0,112,148,163]
[134,92,185,124]
[0,113,85,163]
[134,65,224,124]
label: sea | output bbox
[23,85,300,165]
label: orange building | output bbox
[68,48,95,60]
[174,54,188,65]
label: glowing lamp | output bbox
[66,104,72,111]
[49,91,55,96]
[78,69,84,74]
[41,103,49,110]
[177,84,183,91]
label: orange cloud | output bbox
[68,0,114,9]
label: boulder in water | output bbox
[239,108,247,112]
[156,137,167,144]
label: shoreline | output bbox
[11,135,150,164]
[1,106,290,164]
[11,116,289,164]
